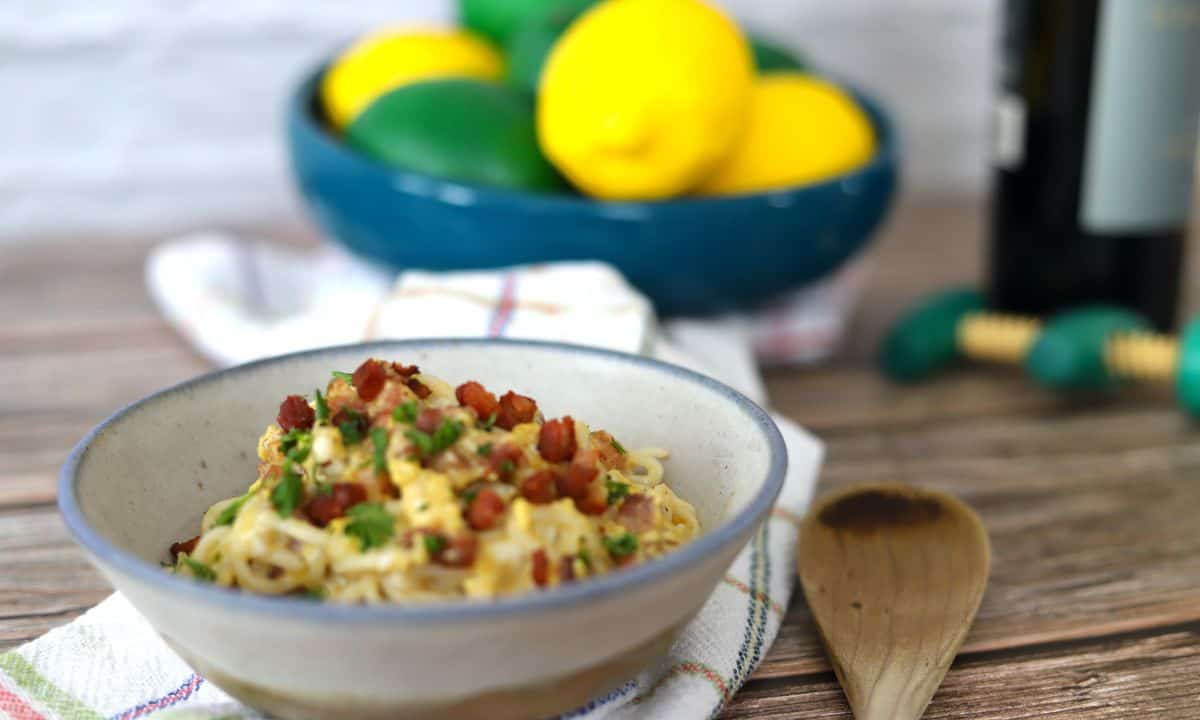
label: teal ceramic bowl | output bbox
[287,62,898,316]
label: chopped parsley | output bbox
[271,460,304,517]
[331,370,354,383]
[611,437,627,455]
[281,429,312,463]
[603,532,638,558]
[476,442,493,457]
[432,419,464,451]
[344,502,394,551]
[499,459,516,475]
[181,556,215,582]
[605,474,631,505]
[315,482,333,496]
[405,419,464,458]
[405,428,434,456]
[461,486,480,505]
[578,547,592,569]
[337,409,367,444]
[392,400,419,423]
[214,492,251,527]
[479,411,498,431]
[314,389,329,423]
[279,428,306,453]
[302,586,325,600]
[423,533,447,555]
[371,427,389,474]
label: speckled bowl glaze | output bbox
[287,62,898,317]
[60,340,787,720]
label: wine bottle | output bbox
[989,0,1200,330]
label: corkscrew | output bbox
[880,288,1200,416]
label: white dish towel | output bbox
[0,234,826,720]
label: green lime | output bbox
[460,0,559,46]
[750,36,807,73]
[505,0,597,95]
[345,79,565,192]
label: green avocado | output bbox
[345,79,565,192]
[460,0,560,46]
[750,36,808,73]
[505,0,597,95]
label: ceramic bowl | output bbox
[286,61,898,316]
[59,340,787,720]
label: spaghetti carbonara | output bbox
[169,358,700,602]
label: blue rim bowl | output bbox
[57,339,789,717]
[286,62,899,317]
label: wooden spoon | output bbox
[797,484,990,720]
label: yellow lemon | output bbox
[697,73,876,196]
[321,28,504,129]
[538,0,753,200]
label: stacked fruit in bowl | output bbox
[322,0,875,200]
[287,0,897,314]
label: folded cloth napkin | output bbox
[144,233,864,368]
[0,234,825,720]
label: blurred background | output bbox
[0,0,994,243]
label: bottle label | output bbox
[1081,0,1200,233]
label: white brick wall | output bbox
[0,0,998,243]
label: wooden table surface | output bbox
[3,200,1199,718]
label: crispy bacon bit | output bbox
[559,448,598,498]
[455,381,499,419]
[617,494,656,533]
[592,430,627,470]
[489,443,524,480]
[433,534,478,568]
[497,391,538,430]
[538,417,576,463]
[333,482,368,510]
[575,483,609,516]
[169,535,200,560]
[277,395,315,432]
[391,363,420,378]
[407,377,432,399]
[466,488,506,531]
[302,495,338,527]
[303,483,368,527]
[331,408,368,439]
[352,359,387,401]
[520,470,559,504]
[415,408,443,434]
[378,472,399,498]
[531,549,549,587]
[559,556,577,583]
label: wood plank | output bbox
[725,625,1200,719]
[0,508,110,649]
[753,402,1200,679]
